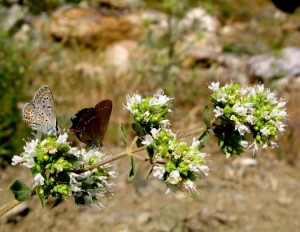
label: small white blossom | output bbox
[141,111,150,122]
[270,141,278,148]
[191,137,200,148]
[153,166,165,179]
[56,165,63,173]
[196,152,207,159]
[275,121,286,132]
[124,93,142,112]
[266,90,278,104]
[235,124,250,135]
[56,133,68,144]
[167,170,181,185]
[165,184,177,195]
[183,180,197,192]
[12,155,35,168]
[232,103,247,116]
[201,165,209,176]
[108,171,117,178]
[245,115,257,125]
[150,128,161,139]
[260,127,271,136]
[213,106,223,117]
[188,163,199,172]
[69,147,81,157]
[150,90,172,106]
[34,173,44,186]
[11,156,23,166]
[216,92,227,103]
[142,134,154,146]
[249,141,258,154]
[257,84,265,93]
[159,119,171,128]
[240,140,249,148]
[48,147,58,154]
[81,149,103,164]
[23,139,38,156]
[208,82,220,91]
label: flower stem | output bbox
[75,126,206,173]
[0,189,36,217]
[0,124,208,216]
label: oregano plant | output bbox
[0,82,287,216]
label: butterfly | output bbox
[22,86,59,135]
[70,100,112,147]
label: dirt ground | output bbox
[1,147,300,232]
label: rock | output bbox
[136,212,151,224]
[273,75,300,91]
[248,47,300,82]
[50,6,144,47]
[180,7,220,33]
[181,33,221,68]
[141,10,169,38]
[232,157,258,167]
[217,54,248,86]
[104,40,138,77]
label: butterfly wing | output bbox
[70,108,101,145]
[95,100,112,145]
[22,86,58,135]
[22,102,54,134]
[71,100,112,147]
[32,86,57,130]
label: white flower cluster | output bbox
[11,133,116,207]
[124,90,172,129]
[69,168,116,208]
[209,82,288,156]
[143,128,209,194]
[12,139,39,168]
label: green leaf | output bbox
[9,180,32,201]
[51,197,63,208]
[203,105,210,127]
[136,138,143,148]
[120,123,127,146]
[219,139,224,148]
[132,123,145,136]
[128,156,137,182]
[197,131,209,149]
[147,147,154,159]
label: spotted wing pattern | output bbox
[22,86,58,135]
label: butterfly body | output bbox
[22,86,59,135]
[70,100,112,147]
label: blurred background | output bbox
[1,0,300,231]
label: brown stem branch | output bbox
[0,124,210,216]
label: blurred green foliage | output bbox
[0,31,31,167]
[1,0,82,14]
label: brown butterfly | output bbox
[70,100,112,147]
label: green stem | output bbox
[0,189,35,217]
